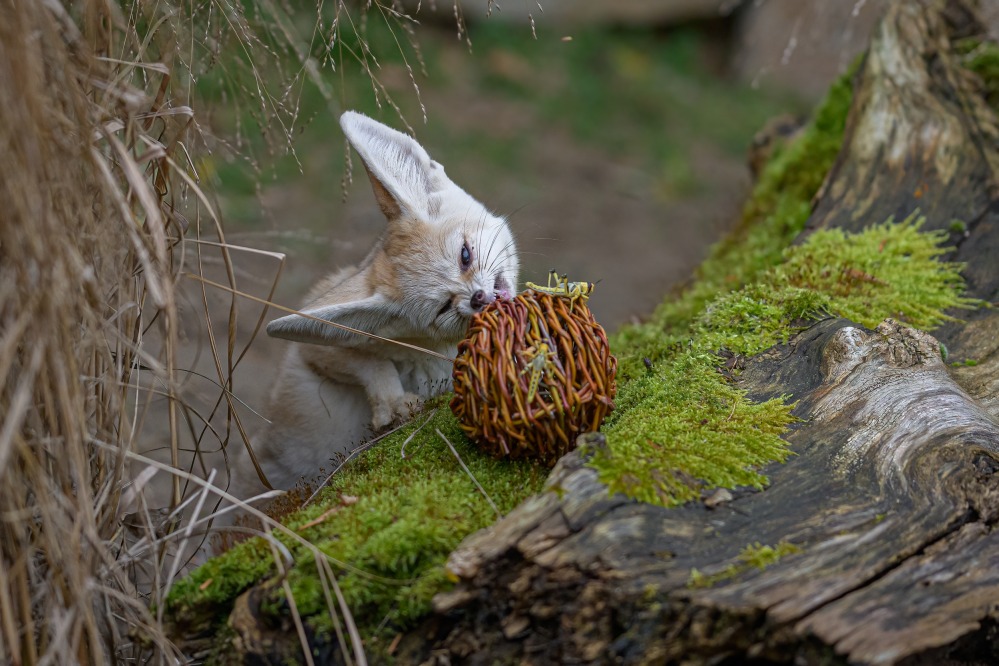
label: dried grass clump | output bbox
[450,291,618,465]
[0,2,196,661]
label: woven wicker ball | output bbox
[450,289,617,466]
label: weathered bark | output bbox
[804,0,999,239]
[398,2,999,664]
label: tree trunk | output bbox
[399,2,999,664]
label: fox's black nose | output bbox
[470,290,493,311]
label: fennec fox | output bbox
[232,111,519,497]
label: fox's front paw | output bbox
[371,392,421,430]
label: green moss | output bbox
[595,215,977,507]
[740,540,802,568]
[955,37,999,109]
[166,405,547,642]
[773,215,977,330]
[688,540,802,589]
[595,354,795,505]
[695,285,830,355]
[613,65,855,378]
[164,537,274,629]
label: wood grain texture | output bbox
[803,0,999,239]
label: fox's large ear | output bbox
[266,294,403,345]
[340,111,446,221]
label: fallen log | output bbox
[417,317,999,665]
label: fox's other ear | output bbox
[266,293,403,345]
[340,111,445,221]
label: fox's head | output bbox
[267,111,519,346]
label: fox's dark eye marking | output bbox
[460,241,473,271]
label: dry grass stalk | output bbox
[0,1,189,661]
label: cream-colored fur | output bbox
[229,111,519,497]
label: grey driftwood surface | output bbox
[393,2,999,664]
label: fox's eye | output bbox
[460,242,472,271]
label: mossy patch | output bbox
[613,66,855,378]
[687,540,802,589]
[165,405,547,647]
[595,353,795,505]
[955,37,999,110]
[595,214,978,507]
[773,216,977,330]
